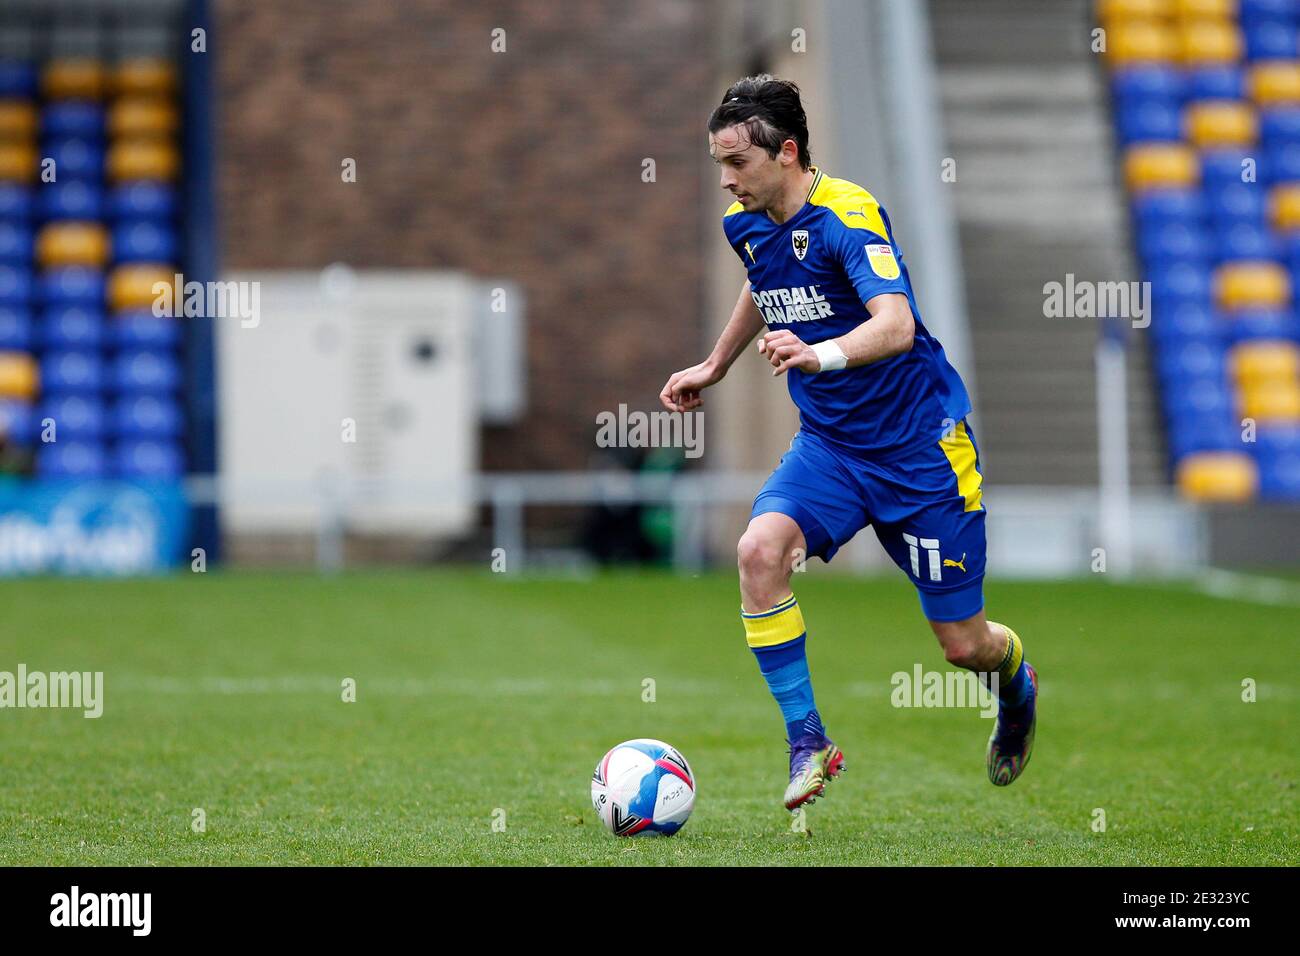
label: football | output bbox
[590,738,696,837]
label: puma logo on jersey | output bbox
[744,241,757,263]
[942,554,967,573]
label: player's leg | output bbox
[928,610,1038,786]
[742,432,863,810]
[868,418,1038,785]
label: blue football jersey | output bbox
[723,167,971,457]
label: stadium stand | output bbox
[1103,0,1300,501]
[0,0,186,481]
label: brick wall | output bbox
[215,0,716,472]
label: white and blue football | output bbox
[591,738,695,837]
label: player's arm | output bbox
[660,280,765,412]
[759,292,914,376]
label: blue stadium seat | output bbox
[38,266,105,306]
[41,350,104,394]
[1150,260,1215,304]
[111,439,183,479]
[1257,446,1300,497]
[1139,221,1207,263]
[41,305,105,350]
[108,181,176,220]
[1167,413,1242,460]
[0,305,33,350]
[0,222,33,266]
[1226,307,1300,341]
[0,397,36,445]
[1240,0,1298,24]
[1186,66,1246,101]
[1263,143,1300,183]
[42,138,105,182]
[1164,378,1234,421]
[0,62,38,98]
[1118,100,1183,143]
[36,440,107,479]
[39,181,103,221]
[1157,339,1228,382]
[1205,181,1268,224]
[1200,149,1259,188]
[1151,301,1224,343]
[1112,65,1183,103]
[110,310,182,350]
[110,350,181,393]
[42,394,107,440]
[0,183,33,220]
[1218,221,1282,262]
[1245,20,1299,60]
[111,394,183,439]
[41,100,106,140]
[111,221,178,263]
[1260,106,1300,144]
[1133,188,1205,228]
[0,265,34,307]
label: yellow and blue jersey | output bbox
[723,167,971,457]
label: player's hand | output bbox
[758,329,819,376]
[660,360,722,412]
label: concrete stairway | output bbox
[928,0,1167,486]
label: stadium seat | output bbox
[42,60,106,100]
[0,99,38,139]
[0,182,33,219]
[1244,19,1299,60]
[39,266,105,306]
[41,100,106,140]
[1118,99,1184,142]
[1240,0,1298,22]
[109,180,176,220]
[1112,64,1185,100]
[108,98,178,139]
[36,222,110,268]
[1133,187,1206,227]
[110,310,182,350]
[0,63,38,99]
[1179,21,1245,64]
[111,439,183,479]
[1269,180,1300,226]
[1109,22,1180,66]
[1151,259,1217,302]
[111,350,181,393]
[1158,337,1229,379]
[1185,100,1259,146]
[1214,259,1290,307]
[0,305,32,350]
[1168,414,1242,458]
[1139,220,1207,261]
[39,351,103,395]
[1249,61,1300,103]
[106,139,179,181]
[44,138,105,181]
[1187,64,1247,99]
[111,221,177,263]
[112,59,178,98]
[41,394,107,440]
[1224,306,1300,339]
[1217,220,1281,259]
[0,397,36,445]
[1175,450,1258,499]
[0,350,39,398]
[35,440,107,479]
[1199,149,1259,188]
[41,305,105,350]
[0,222,33,266]
[110,394,183,439]
[38,181,104,221]
[1239,378,1300,416]
[1259,104,1300,142]
[1099,0,1174,20]
[109,263,175,311]
[1174,0,1236,18]
[0,141,37,181]
[1230,339,1300,381]
[1125,142,1199,191]
[1151,300,1225,341]
[1263,142,1300,181]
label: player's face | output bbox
[709,126,783,213]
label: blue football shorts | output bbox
[749,419,988,622]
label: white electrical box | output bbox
[217,270,478,537]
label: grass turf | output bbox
[0,569,1295,865]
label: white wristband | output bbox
[811,339,847,372]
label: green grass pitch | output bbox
[0,569,1295,866]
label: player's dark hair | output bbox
[708,75,812,170]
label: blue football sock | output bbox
[742,594,825,740]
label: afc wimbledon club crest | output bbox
[792,229,809,261]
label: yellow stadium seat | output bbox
[1098,0,1174,21]
[0,351,39,399]
[0,100,37,140]
[1229,340,1300,384]
[1185,99,1257,146]
[1124,142,1199,192]
[1239,381,1300,420]
[36,222,110,268]
[1179,20,1243,64]
[112,59,177,97]
[1270,183,1300,230]
[108,98,179,139]
[1215,261,1290,309]
[109,264,177,312]
[1107,21,1179,65]
[1176,451,1257,501]
[0,142,36,181]
[1173,0,1236,19]
[1249,61,1300,105]
[106,140,180,181]
[42,59,106,100]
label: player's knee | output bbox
[932,618,984,669]
[736,532,785,583]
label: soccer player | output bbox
[659,76,1038,812]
